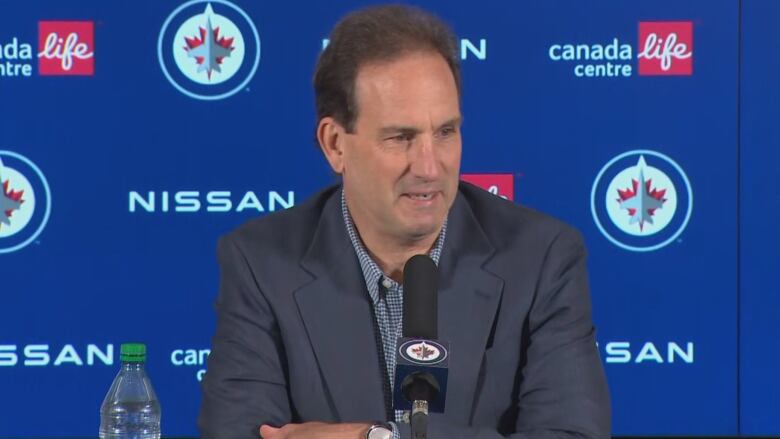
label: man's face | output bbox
[339,51,462,243]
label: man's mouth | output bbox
[407,193,435,200]
[402,190,441,203]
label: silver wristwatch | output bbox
[365,422,393,439]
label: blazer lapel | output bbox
[294,191,387,422]
[437,192,505,423]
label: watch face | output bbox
[367,425,392,439]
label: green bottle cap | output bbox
[120,343,146,362]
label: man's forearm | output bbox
[396,420,605,439]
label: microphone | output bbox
[393,255,449,438]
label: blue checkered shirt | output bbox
[341,189,447,438]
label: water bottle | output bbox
[99,343,161,439]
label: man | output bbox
[199,5,610,439]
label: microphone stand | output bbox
[403,373,437,439]
[411,400,429,439]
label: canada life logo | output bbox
[38,21,95,75]
[158,0,261,100]
[637,21,693,75]
[591,150,692,252]
[0,20,93,78]
[461,174,514,201]
[0,151,52,254]
[547,20,693,78]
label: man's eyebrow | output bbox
[379,125,422,136]
[436,117,462,130]
[379,117,463,136]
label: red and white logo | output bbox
[399,340,447,365]
[461,174,514,201]
[38,21,94,75]
[637,21,692,76]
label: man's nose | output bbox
[409,135,440,180]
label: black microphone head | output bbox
[403,254,438,339]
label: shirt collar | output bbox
[341,188,447,299]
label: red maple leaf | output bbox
[2,179,24,219]
[616,178,667,217]
[183,26,234,66]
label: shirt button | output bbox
[382,277,393,289]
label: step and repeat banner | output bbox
[0,0,775,437]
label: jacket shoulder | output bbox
[223,185,339,260]
[458,182,585,251]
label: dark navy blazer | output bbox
[199,182,611,439]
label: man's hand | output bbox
[259,422,372,439]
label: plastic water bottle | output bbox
[99,343,161,439]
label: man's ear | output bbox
[317,117,346,174]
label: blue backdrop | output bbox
[0,0,775,437]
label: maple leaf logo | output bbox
[183,6,235,80]
[1,179,24,228]
[411,343,436,360]
[616,168,667,232]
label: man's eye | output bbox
[438,126,456,137]
[390,133,413,142]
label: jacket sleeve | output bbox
[398,226,611,439]
[198,234,292,439]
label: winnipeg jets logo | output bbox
[411,343,437,360]
[617,166,667,230]
[399,340,447,365]
[177,3,240,83]
[158,0,260,100]
[591,150,692,252]
[611,155,672,235]
[0,151,51,254]
[0,164,25,228]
